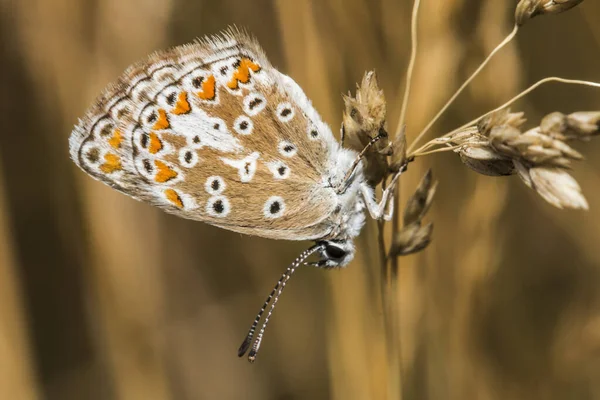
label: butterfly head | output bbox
[314,239,355,268]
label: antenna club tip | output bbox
[238,337,252,357]
[248,350,257,363]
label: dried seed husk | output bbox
[490,126,582,167]
[389,222,434,257]
[542,111,600,140]
[458,144,515,176]
[528,167,589,209]
[403,169,437,226]
[342,70,389,185]
[567,112,600,138]
[477,109,526,136]
[489,125,522,157]
[516,0,584,26]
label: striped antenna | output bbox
[238,243,324,362]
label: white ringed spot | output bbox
[276,102,295,122]
[307,124,320,140]
[178,148,199,168]
[81,141,103,167]
[243,92,267,116]
[278,141,297,157]
[233,115,253,135]
[91,118,114,139]
[206,195,231,217]
[266,160,291,180]
[264,196,285,219]
[205,176,226,195]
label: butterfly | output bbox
[69,27,401,362]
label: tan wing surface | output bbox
[70,28,341,240]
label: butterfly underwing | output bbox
[69,27,398,361]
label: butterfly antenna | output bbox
[238,244,324,362]
[339,133,387,192]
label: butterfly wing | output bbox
[70,28,346,241]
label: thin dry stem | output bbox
[396,0,422,137]
[442,77,600,141]
[407,24,520,153]
[411,144,463,158]
[386,2,422,398]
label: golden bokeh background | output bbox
[2,0,600,399]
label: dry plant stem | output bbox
[390,0,422,288]
[443,77,600,140]
[408,132,476,158]
[411,144,463,158]
[385,1,422,398]
[407,24,520,154]
[395,0,422,138]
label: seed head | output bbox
[403,169,437,227]
[389,169,437,258]
[477,108,526,136]
[516,0,585,26]
[458,144,515,176]
[541,111,600,141]
[342,70,390,185]
[515,161,589,209]
[389,222,434,257]
[489,125,582,168]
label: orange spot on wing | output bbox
[227,58,261,89]
[108,129,123,149]
[100,153,122,174]
[164,189,184,208]
[153,109,170,130]
[154,160,178,183]
[148,132,163,154]
[172,92,191,115]
[197,75,216,100]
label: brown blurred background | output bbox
[2,0,600,399]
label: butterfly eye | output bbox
[324,244,346,260]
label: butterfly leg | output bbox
[361,167,405,221]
